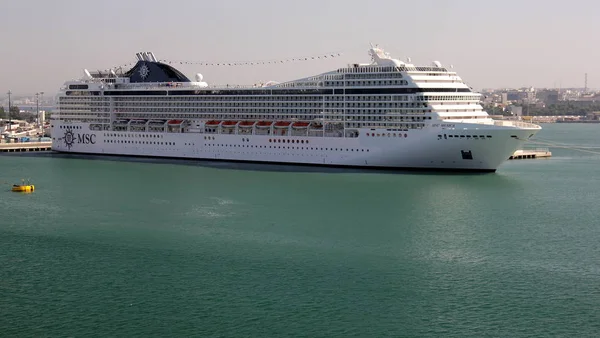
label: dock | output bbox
[509,148,552,160]
[0,142,52,153]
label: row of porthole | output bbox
[269,139,309,144]
[204,136,310,144]
[59,125,82,129]
[366,133,408,137]
[438,135,492,139]
[103,140,176,145]
[205,144,370,152]
[104,133,163,138]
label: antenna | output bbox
[584,73,588,94]
[7,90,11,128]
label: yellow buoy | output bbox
[11,179,35,193]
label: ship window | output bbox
[69,84,89,90]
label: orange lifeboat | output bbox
[222,121,238,127]
[239,121,256,128]
[292,121,310,129]
[256,121,273,128]
[274,121,291,128]
[168,119,183,125]
[205,120,221,127]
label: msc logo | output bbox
[63,128,96,150]
[77,134,96,144]
[63,128,75,150]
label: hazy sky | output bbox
[2,0,599,97]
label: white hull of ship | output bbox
[50,123,538,172]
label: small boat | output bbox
[239,121,256,128]
[256,121,273,128]
[167,119,184,125]
[292,121,310,129]
[274,121,291,128]
[222,121,238,127]
[311,123,323,129]
[12,180,34,193]
[205,120,221,127]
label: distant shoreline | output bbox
[555,120,600,123]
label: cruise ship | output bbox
[51,46,541,172]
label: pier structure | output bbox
[0,141,52,153]
[509,148,552,160]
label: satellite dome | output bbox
[195,73,203,82]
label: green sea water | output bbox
[1,123,600,337]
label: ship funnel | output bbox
[135,53,143,61]
[148,52,157,62]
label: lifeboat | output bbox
[239,121,256,128]
[168,119,184,125]
[11,180,34,193]
[222,121,238,127]
[205,120,221,127]
[292,121,310,129]
[311,123,323,129]
[256,121,273,128]
[274,121,291,128]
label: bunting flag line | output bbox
[158,52,343,67]
[99,52,343,72]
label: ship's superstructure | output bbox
[51,47,541,171]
